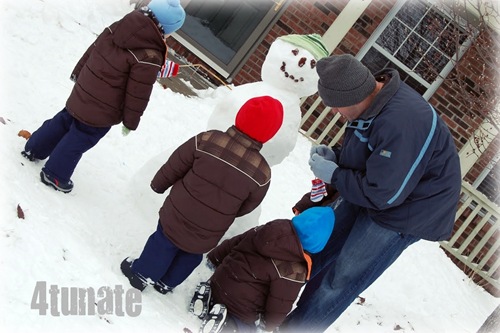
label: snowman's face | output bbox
[261,38,320,97]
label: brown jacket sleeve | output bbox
[122,50,163,130]
[207,228,253,266]
[151,137,196,193]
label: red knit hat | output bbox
[235,96,284,143]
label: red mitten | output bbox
[310,178,327,202]
[158,59,180,78]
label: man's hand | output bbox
[310,144,337,162]
[309,153,338,184]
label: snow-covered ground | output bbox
[0,0,498,332]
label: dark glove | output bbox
[206,258,216,272]
[309,153,338,184]
[310,144,337,162]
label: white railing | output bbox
[440,182,500,290]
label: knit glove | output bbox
[310,144,337,162]
[158,59,180,78]
[122,125,131,136]
[309,153,338,184]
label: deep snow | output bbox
[0,1,498,332]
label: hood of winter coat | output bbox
[112,10,165,52]
[252,220,305,262]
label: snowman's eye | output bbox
[298,57,306,67]
[292,48,299,56]
[310,59,317,69]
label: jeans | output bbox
[281,198,420,333]
[132,222,203,288]
[222,315,257,333]
[25,108,110,182]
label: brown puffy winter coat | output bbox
[151,126,272,254]
[66,10,166,130]
[207,219,310,332]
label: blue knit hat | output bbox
[148,0,186,35]
[291,207,335,254]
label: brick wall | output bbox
[428,29,499,154]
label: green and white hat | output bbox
[278,33,330,60]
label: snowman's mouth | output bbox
[280,61,305,83]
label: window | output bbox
[475,155,500,206]
[358,0,470,100]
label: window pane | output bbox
[415,47,448,81]
[378,20,409,55]
[362,48,427,95]
[477,161,500,205]
[395,0,429,28]
[396,32,431,69]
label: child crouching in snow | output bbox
[121,96,284,294]
[189,206,335,333]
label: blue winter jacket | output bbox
[331,69,461,241]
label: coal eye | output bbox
[310,59,317,69]
[298,57,306,67]
[292,48,299,56]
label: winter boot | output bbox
[199,303,227,333]
[189,281,212,319]
[154,280,173,295]
[120,257,149,291]
[21,150,37,162]
[40,169,74,193]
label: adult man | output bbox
[281,54,461,332]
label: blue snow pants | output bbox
[24,108,110,182]
[281,198,420,333]
[132,222,203,288]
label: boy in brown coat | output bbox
[21,0,185,193]
[190,206,335,333]
[121,96,284,294]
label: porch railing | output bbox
[440,182,500,292]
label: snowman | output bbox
[207,33,330,166]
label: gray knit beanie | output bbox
[317,54,376,107]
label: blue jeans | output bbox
[25,108,110,182]
[281,198,420,333]
[132,223,203,288]
[222,315,257,333]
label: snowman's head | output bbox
[261,34,329,98]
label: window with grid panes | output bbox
[359,0,468,98]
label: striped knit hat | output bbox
[278,34,330,60]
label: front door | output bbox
[175,0,287,79]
